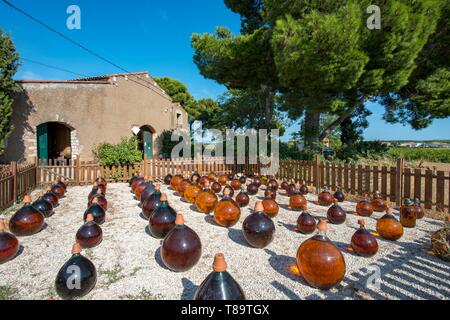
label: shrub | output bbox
[93,136,142,166]
[335,141,390,162]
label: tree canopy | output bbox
[0,29,20,156]
[190,0,449,149]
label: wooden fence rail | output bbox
[1,157,449,213]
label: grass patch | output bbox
[0,286,19,300]
[84,249,95,260]
[99,264,125,287]
[120,288,164,300]
[129,267,142,277]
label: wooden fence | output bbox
[1,156,449,213]
[276,157,450,212]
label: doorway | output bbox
[37,122,72,164]
[138,126,154,159]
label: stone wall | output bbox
[0,74,188,163]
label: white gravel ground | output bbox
[0,182,449,300]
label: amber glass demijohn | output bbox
[267,179,279,191]
[142,184,162,219]
[400,198,416,228]
[129,175,139,186]
[356,194,374,217]
[239,176,247,184]
[207,172,217,182]
[371,191,387,212]
[223,185,235,197]
[134,177,151,201]
[140,179,156,205]
[199,176,210,188]
[190,173,201,182]
[286,182,296,197]
[214,188,241,228]
[51,180,65,198]
[0,219,20,264]
[247,183,259,195]
[262,197,279,218]
[164,174,172,185]
[211,181,222,194]
[333,187,345,202]
[170,175,184,191]
[43,187,59,207]
[351,220,378,257]
[318,186,333,206]
[149,194,177,239]
[235,188,250,208]
[195,181,218,214]
[84,198,106,225]
[55,244,97,300]
[177,179,191,197]
[264,188,277,200]
[230,179,241,191]
[414,198,424,219]
[253,177,262,188]
[131,176,145,192]
[376,208,404,241]
[296,220,346,290]
[76,214,103,249]
[242,202,275,248]
[327,200,346,225]
[296,211,317,234]
[32,193,54,218]
[161,214,202,272]
[289,184,307,211]
[184,177,202,204]
[88,194,107,211]
[56,176,67,191]
[9,196,45,237]
[218,174,228,186]
[194,253,245,300]
[299,181,309,195]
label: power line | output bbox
[1,0,170,99]
[21,57,89,78]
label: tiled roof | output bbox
[72,71,150,81]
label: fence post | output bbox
[395,158,404,207]
[314,154,321,194]
[33,156,38,186]
[11,161,17,203]
[75,155,80,185]
[143,155,148,177]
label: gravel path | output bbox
[1,183,449,300]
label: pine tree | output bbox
[0,29,20,156]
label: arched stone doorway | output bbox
[137,125,155,159]
[37,122,73,164]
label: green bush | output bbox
[279,142,316,160]
[93,136,142,166]
[389,147,450,163]
[335,141,390,162]
[158,130,183,159]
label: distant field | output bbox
[389,147,450,163]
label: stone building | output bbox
[0,72,188,163]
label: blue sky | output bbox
[1,0,449,141]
